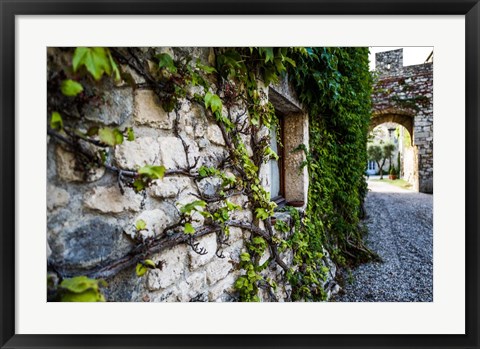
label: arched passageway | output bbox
[370,109,414,146]
[368,117,417,190]
[371,49,433,193]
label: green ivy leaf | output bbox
[184,222,195,235]
[98,127,123,147]
[107,49,121,81]
[59,276,107,302]
[60,276,98,293]
[262,48,274,63]
[87,126,99,136]
[180,200,207,215]
[126,127,135,141]
[255,207,270,220]
[143,259,156,269]
[240,252,251,262]
[61,289,105,302]
[156,53,177,73]
[136,263,148,277]
[198,166,217,178]
[196,60,217,74]
[72,47,119,81]
[135,219,147,231]
[264,146,279,161]
[283,56,296,67]
[133,178,146,192]
[50,112,63,130]
[204,92,222,113]
[138,165,166,180]
[199,210,213,219]
[225,200,240,211]
[114,129,124,144]
[235,276,247,288]
[60,79,84,97]
[198,167,208,177]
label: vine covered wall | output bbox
[47,47,373,302]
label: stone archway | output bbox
[371,49,433,193]
[370,108,414,146]
[370,109,418,191]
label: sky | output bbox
[368,47,433,71]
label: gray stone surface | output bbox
[147,245,188,290]
[83,87,133,126]
[47,185,70,211]
[134,90,173,129]
[55,145,105,182]
[49,218,127,269]
[84,186,143,213]
[114,136,160,169]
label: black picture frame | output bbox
[1,1,478,348]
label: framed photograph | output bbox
[1,1,478,348]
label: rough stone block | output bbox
[194,119,206,138]
[206,124,225,146]
[188,234,217,270]
[258,249,271,266]
[84,186,142,213]
[134,90,173,129]
[148,288,179,302]
[56,146,105,182]
[148,176,191,199]
[208,273,237,301]
[114,136,160,169]
[230,209,253,222]
[147,245,188,290]
[47,184,70,211]
[158,136,187,169]
[227,227,244,243]
[83,87,133,126]
[197,137,210,149]
[197,177,222,197]
[176,271,207,302]
[49,218,125,269]
[224,239,244,261]
[127,209,171,240]
[205,254,233,285]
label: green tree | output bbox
[368,142,395,179]
[383,142,395,173]
[367,144,385,179]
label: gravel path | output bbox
[334,179,433,302]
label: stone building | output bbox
[371,49,433,192]
[46,47,337,302]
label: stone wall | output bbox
[46,47,335,302]
[372,49,433,193]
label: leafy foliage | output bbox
[180,200,207,215]
[60,79,84,97]
[98,127,124,147]
[287,47,376,272]
[184,222,195,235]
[135,219,147,231]
[138,165,166,180]
[73,47,120,81]
[156,53,177,73]
[50,112,63,130]
[59,276,107,302]
[136,259,156,277]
